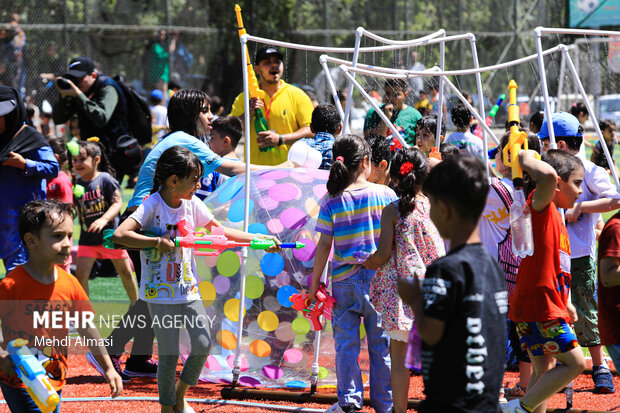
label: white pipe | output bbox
[359,28,445,45]
[469,34,490,181]
[561,46,620,189]
[436,34,446,148]
[233,36,252,384]
[536,27,620,37]
[6,397,325,412]
[441,77,500,145]
[319,55,346,122]
[340,66,409,149]
[534,27,557,149]
[343,27,363,134]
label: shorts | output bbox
[386,329,409,343]
[77,245,129,260]
[515,319,579,357]
[570,256,600,347]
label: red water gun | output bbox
[290,283,337,331]
[175,220,304,256]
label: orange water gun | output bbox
[235,4,272,152]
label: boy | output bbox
[398,156,507,412]
[415,114,445,157]
[196,116,243,200]
[0,200,122,412]
[502,149,586,413]
[596,208,620,378]
[364,78,422,147]
[546,113,618,394]
[303,104,341,170]
[446,103,484,159]
[414,90,431,116]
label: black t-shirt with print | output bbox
[77,172,120,246]
[419,243,507,413]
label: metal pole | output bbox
[534,27,557,149]
[342,27,363,134]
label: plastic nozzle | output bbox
[429,147,442,160]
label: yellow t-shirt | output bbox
[230,80,314,165]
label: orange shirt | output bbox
[0,265,92,390]
[509,193,571,322]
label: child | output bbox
[479,130,541,398]
[149,89,169,143]
[310,134,395,413]
[398,155,507,412]
[415,114,445,156]
[196,116,243,200]
[72,139,138,303]
[414,90,431,116]
[364,147,444,413]
[590,119,616,171]
[364,79,422,147]
[501,149,586,413]
[0,200,122,412]
[113,145,279,413]
[446,103,484,159]
[596,209,620,378]
[528,111,544,134]
[439,142,460,162]
[303,104,341,170]
[46,136,74,273]
[366,133,393,186]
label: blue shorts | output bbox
[515,319,579,357]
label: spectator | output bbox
[446,103,484,158]
[149,89,168,143]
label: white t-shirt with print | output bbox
[479,178,514,260]
[130,193,214,303]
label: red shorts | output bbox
[77,245,129,260]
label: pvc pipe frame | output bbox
[534,27,620,190]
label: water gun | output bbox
[235,4,272,152]
[290,283,337,331]
[7,339,60,413]
[502,81,534,186]
[474,93,505,138]
[175,219,304,256]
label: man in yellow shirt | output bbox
[230,46,314,165]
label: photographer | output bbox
[52,56,131,180]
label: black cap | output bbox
[254,45,283,65]
[64,56,95,79]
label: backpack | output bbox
[112,75,153,145]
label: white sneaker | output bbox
[499,398,528,413]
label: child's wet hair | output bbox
[600,119,614,133]
[327,134,371,196]
[499,128,541,154]
[450,103,472,129]
[167,89,212,138]
[417,114,446,137]
[73,140,116,176]
[18,200,74,244]
[151,146,204,194]
[542,149,583,182]
[423,155,489,221]
[390,147,428,216]
[212,116,243,148]
[366,134,392,166]
[439,143,460,162]
[311,104,341,135]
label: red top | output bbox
[46,171,73,204]
[509,192,571,322]
[0,265,92,390]
[597,212,620,345]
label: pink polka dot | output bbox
[254,179,276,191]
[313,184,328,199]
[226,354,248,371]
[290,171,314,183]
[267,218,284,233]
[308,169,329,179]
[293,238,316,261]
[280,208,307,229]
[269,183,302,202]
[262,365,284,379]
[239,376,261,387]
[205,355,221,371]
[284,349,304,364]
[258,197,279,210]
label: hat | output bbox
[254,45,283,65]
[537,112,582,139]
[150,89,164,101]
[0,99,16,116]
[64,56,95,79]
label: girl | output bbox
[366,134,393,187]
[310,134,396,413]
[46,136,74,273]
[364,148,444,413]
[590,119,616,171]
[72,139,138,302]
[113,145,279,413]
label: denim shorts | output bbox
[515,319,579,357]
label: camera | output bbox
[56,78,72,90]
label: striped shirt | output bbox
[316,183,397,280]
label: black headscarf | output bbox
[0,86,48,163]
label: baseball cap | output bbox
[150,89,164,101]
[0,99,16,116]
[64,56,95,79]
[254,45,283,65]
[537,112,582,139]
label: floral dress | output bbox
[369,198,444,332]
